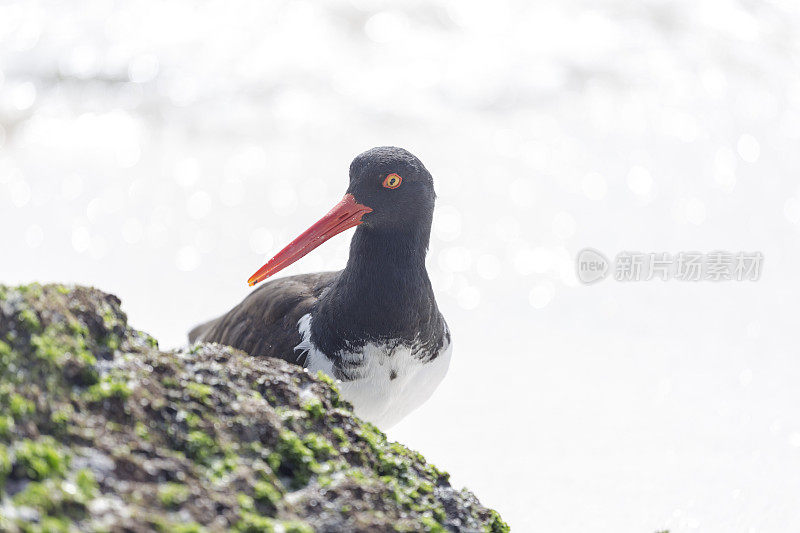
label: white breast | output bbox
[295,313,451,428]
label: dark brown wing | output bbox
[188,272,339,364]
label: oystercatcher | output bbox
[189,147,450,427]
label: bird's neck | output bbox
[337,224,433,309]
[345,224,430,277]
[311,224,439,354]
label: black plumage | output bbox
[188,147,449,376]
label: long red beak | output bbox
[247,193,373,286]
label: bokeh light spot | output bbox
[684,197,707,226]
[269,182,299,216]
[174,158,201,188]
[476,254,501,280]
[187,191,212,220]
[627,166,653,197]
[784,198,800,226]
[220,179,245,207]
[581,172,607,201]
[529,282,555,308]
[438,246,472,273]
[508,178,535,207]
[515,246,552,275]
[175,245,200,272]
[736,134,760,163]
[457,286,481,310]
[72,227,91,253]
[25,224,43,248]
[552,211,576,239]
[433,205,462,242]
[122,218,143,244]
[249,227,275,255]
[9,179,31,207]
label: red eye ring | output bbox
[383,173,402,189]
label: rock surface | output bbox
[0,284,508,533]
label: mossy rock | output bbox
[0,283,509,532]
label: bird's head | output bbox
[345,146,435,229]
[247,146,435,286]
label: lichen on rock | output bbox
[0,284,508,532]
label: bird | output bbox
[189,147,451,428]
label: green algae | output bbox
[0,443,11,488]
[302,432,336,460]
[14,437,71,481]
[11,468,96,520]
[153,520,207,533]
[488,509,511,533]
[158,482,191,508]
[253,479,282,513]
[269,430,316,488]
[234,513,314,533]
[185,430,219,464]
[301,396,325,420]
[83,376,131,403]
[17,309,41,333]
[0,339,12,359]
[3,391,35,420]
[135,420,150,440]
[0,414,14,440]
[332,426,347,443]
[49,404,74,429]
[186,381,214,404]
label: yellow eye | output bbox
[383,173,402,189]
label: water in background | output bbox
[2,1,800,531]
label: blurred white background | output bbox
[2,0,800,531]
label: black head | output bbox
[346,147,435,230]
[247,146,436,286]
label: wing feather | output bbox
[188,272,339,365]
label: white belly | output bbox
[295,313,452,428]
